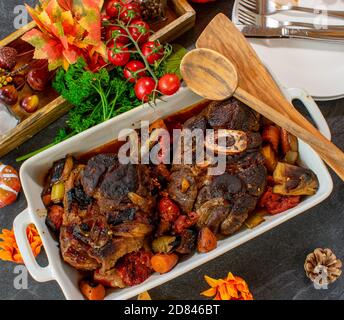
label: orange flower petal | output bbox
[214,292,222,300]
[0,225,42,264]
[204,275,222,288]
[241,292,254,300]
[218,284,231,300]
[202,272,253,301]
[201,287,218,298]
[0,251,13,262]
[226,283,239,299]
[236,283,248,292]
[226,272,236,281]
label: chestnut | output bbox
[0,47,18,70]
[20,95,39,113]
[27,67,50,91]
[0,85,18,105]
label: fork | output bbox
[238,6,344,29]
[239,0,344,19]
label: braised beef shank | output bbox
[168,98,266,236]
[56,154,156,273]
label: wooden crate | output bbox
[0,0,195,158]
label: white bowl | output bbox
[13,87,333,300]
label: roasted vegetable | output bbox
[80,279,106,300]
[116,250,154,286]
[284,151,298,165]
[94,269,125,289]
[245,213,265,229]
[42,194,51,206]
[273,162,319,196]
[152,236,180,254]
[151,253,179,274]
[280,128,298,154]
[149,119,168,132]
[262,125,280,152]
[50,155,74,185]
[46,205,64,232]
[175,229,197,254]
[280,128,298,164]
[158,197,180,223]
[197,227,217,253]
[51,182,65,203]
[261,144,278,173]
[259,186,301,215]
[173,212,198,234]
[156,219,171,237]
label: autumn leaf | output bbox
[22,0,105,71]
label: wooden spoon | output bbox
[195,14,330,146]
[180,48,344,181]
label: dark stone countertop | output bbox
[0,0,343,300]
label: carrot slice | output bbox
[80,280,106,300]
[262,125,280,152]
[151,253,179,274]
[197,227,217,253]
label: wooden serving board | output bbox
[0,0,196,158]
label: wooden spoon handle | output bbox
[195,14,331,145]
[234,87,344,181]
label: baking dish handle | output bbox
[285,87,331,140]
[13,209,54,282]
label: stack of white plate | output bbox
[232,0,344,101]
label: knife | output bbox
[238,25,344,43]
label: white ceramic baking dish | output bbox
[13,86,333,300]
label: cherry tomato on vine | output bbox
[106,0,123,18]
[101,12,111,24]
[158,74,181,96]
[120,3,141,24]
[123,60,147,83]
[134,77,156,102]
[108,42,130,66]
[105,25,129,44]
[141,41,164,65]
[128,20,150,44]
